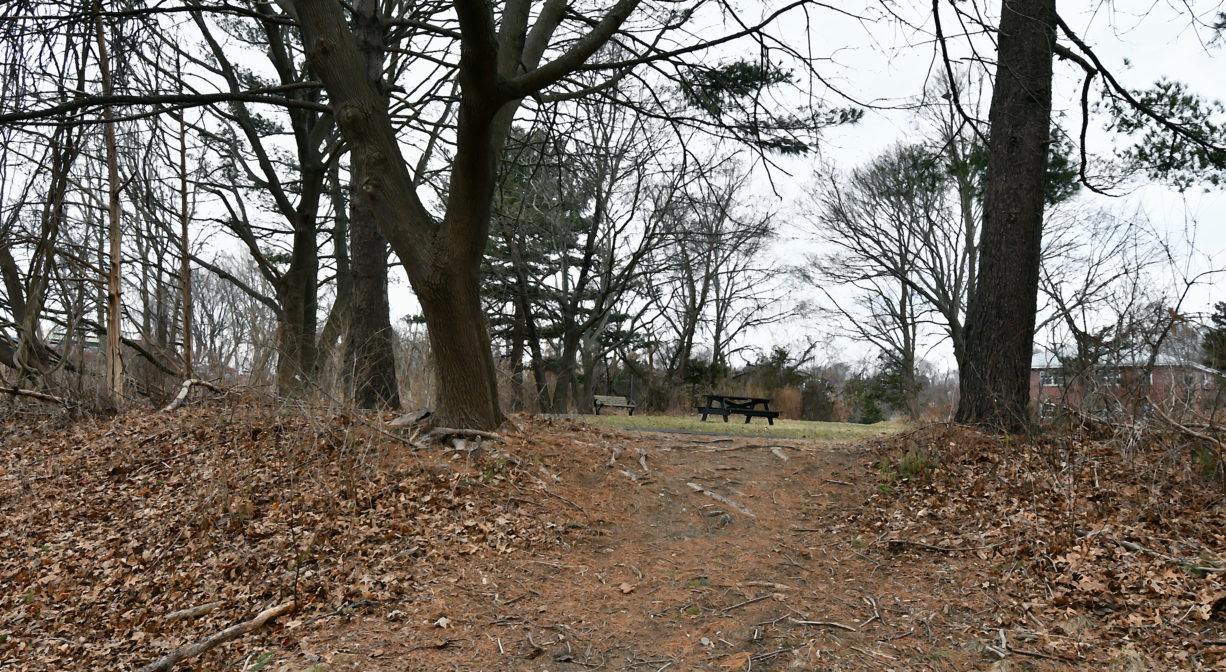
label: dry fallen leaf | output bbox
[619,582,635,594]
[435,616,452,629]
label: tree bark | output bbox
[96,5,124,405]
[177,98,193,379]
[956,0,1056,430]
[275,210,320,395]
[346,161,401,409]
[342,0,400,410]
[418,262,502,429]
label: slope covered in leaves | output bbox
[4,404,1226,671]
[861,425,1226,669]
[0,402,587,670]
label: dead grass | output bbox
[581,412,907,440]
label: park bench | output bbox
[696,394,781,425]
[594,394,636,415]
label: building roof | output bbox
[1030,347,1220,375]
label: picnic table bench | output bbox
[593,394,636,415]
[696,394,780,425]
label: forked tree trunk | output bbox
[956,0,1055,431]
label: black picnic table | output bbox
[696,394,781,425]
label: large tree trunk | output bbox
[346,164,401,409]
[418,262,502,428]
[275,213,319,395]
[506,303,527,411]
[177,104,194,379]
[956,0,1055,430]
[96,8,124,405]
[342,0,400,410]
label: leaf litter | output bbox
[2,404,1225,670]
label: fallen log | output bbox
[1,386,65,404]
[136,601,294,672]
[161,379,225,412]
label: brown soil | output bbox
[3,404,1225,671]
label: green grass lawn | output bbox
[581,413,907,440]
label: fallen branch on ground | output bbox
[885,538,1007,554]
[428,427,505,443]
[686,482,754,517]
[163,600,225,624]
[1,386,65,404]
[788,617,857,632]
[722,594,771,612]
[161,379,225,412]
[136,601,294,672]
[1075,528,1226,574]
[540,486,587,515]
[1148,400,1226,451]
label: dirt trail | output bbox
[290,426,997,671]
[14,410,1221,670]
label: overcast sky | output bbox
[373,2,1226,370]
[738,1,1226,368]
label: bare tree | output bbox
[649,157,789,395]
[801,145,952,419]
[286,0,852,428]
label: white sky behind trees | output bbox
[188,0,1224,374]
[750,1,1226,372]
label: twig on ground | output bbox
[163,600,225,624]
[849,645,897,661]
[686,482,754,517]
[750,647,792,662]
[136,601,294,672]
[540,487,587,515]
[788,617,857,632]
[429,427,505,443]
[1005,644,1082,662]
[722,594,771,612]
[743,580,789,590]
[861,595,886,628]
[885,538,1007,554]
[1075,528,1226,573]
